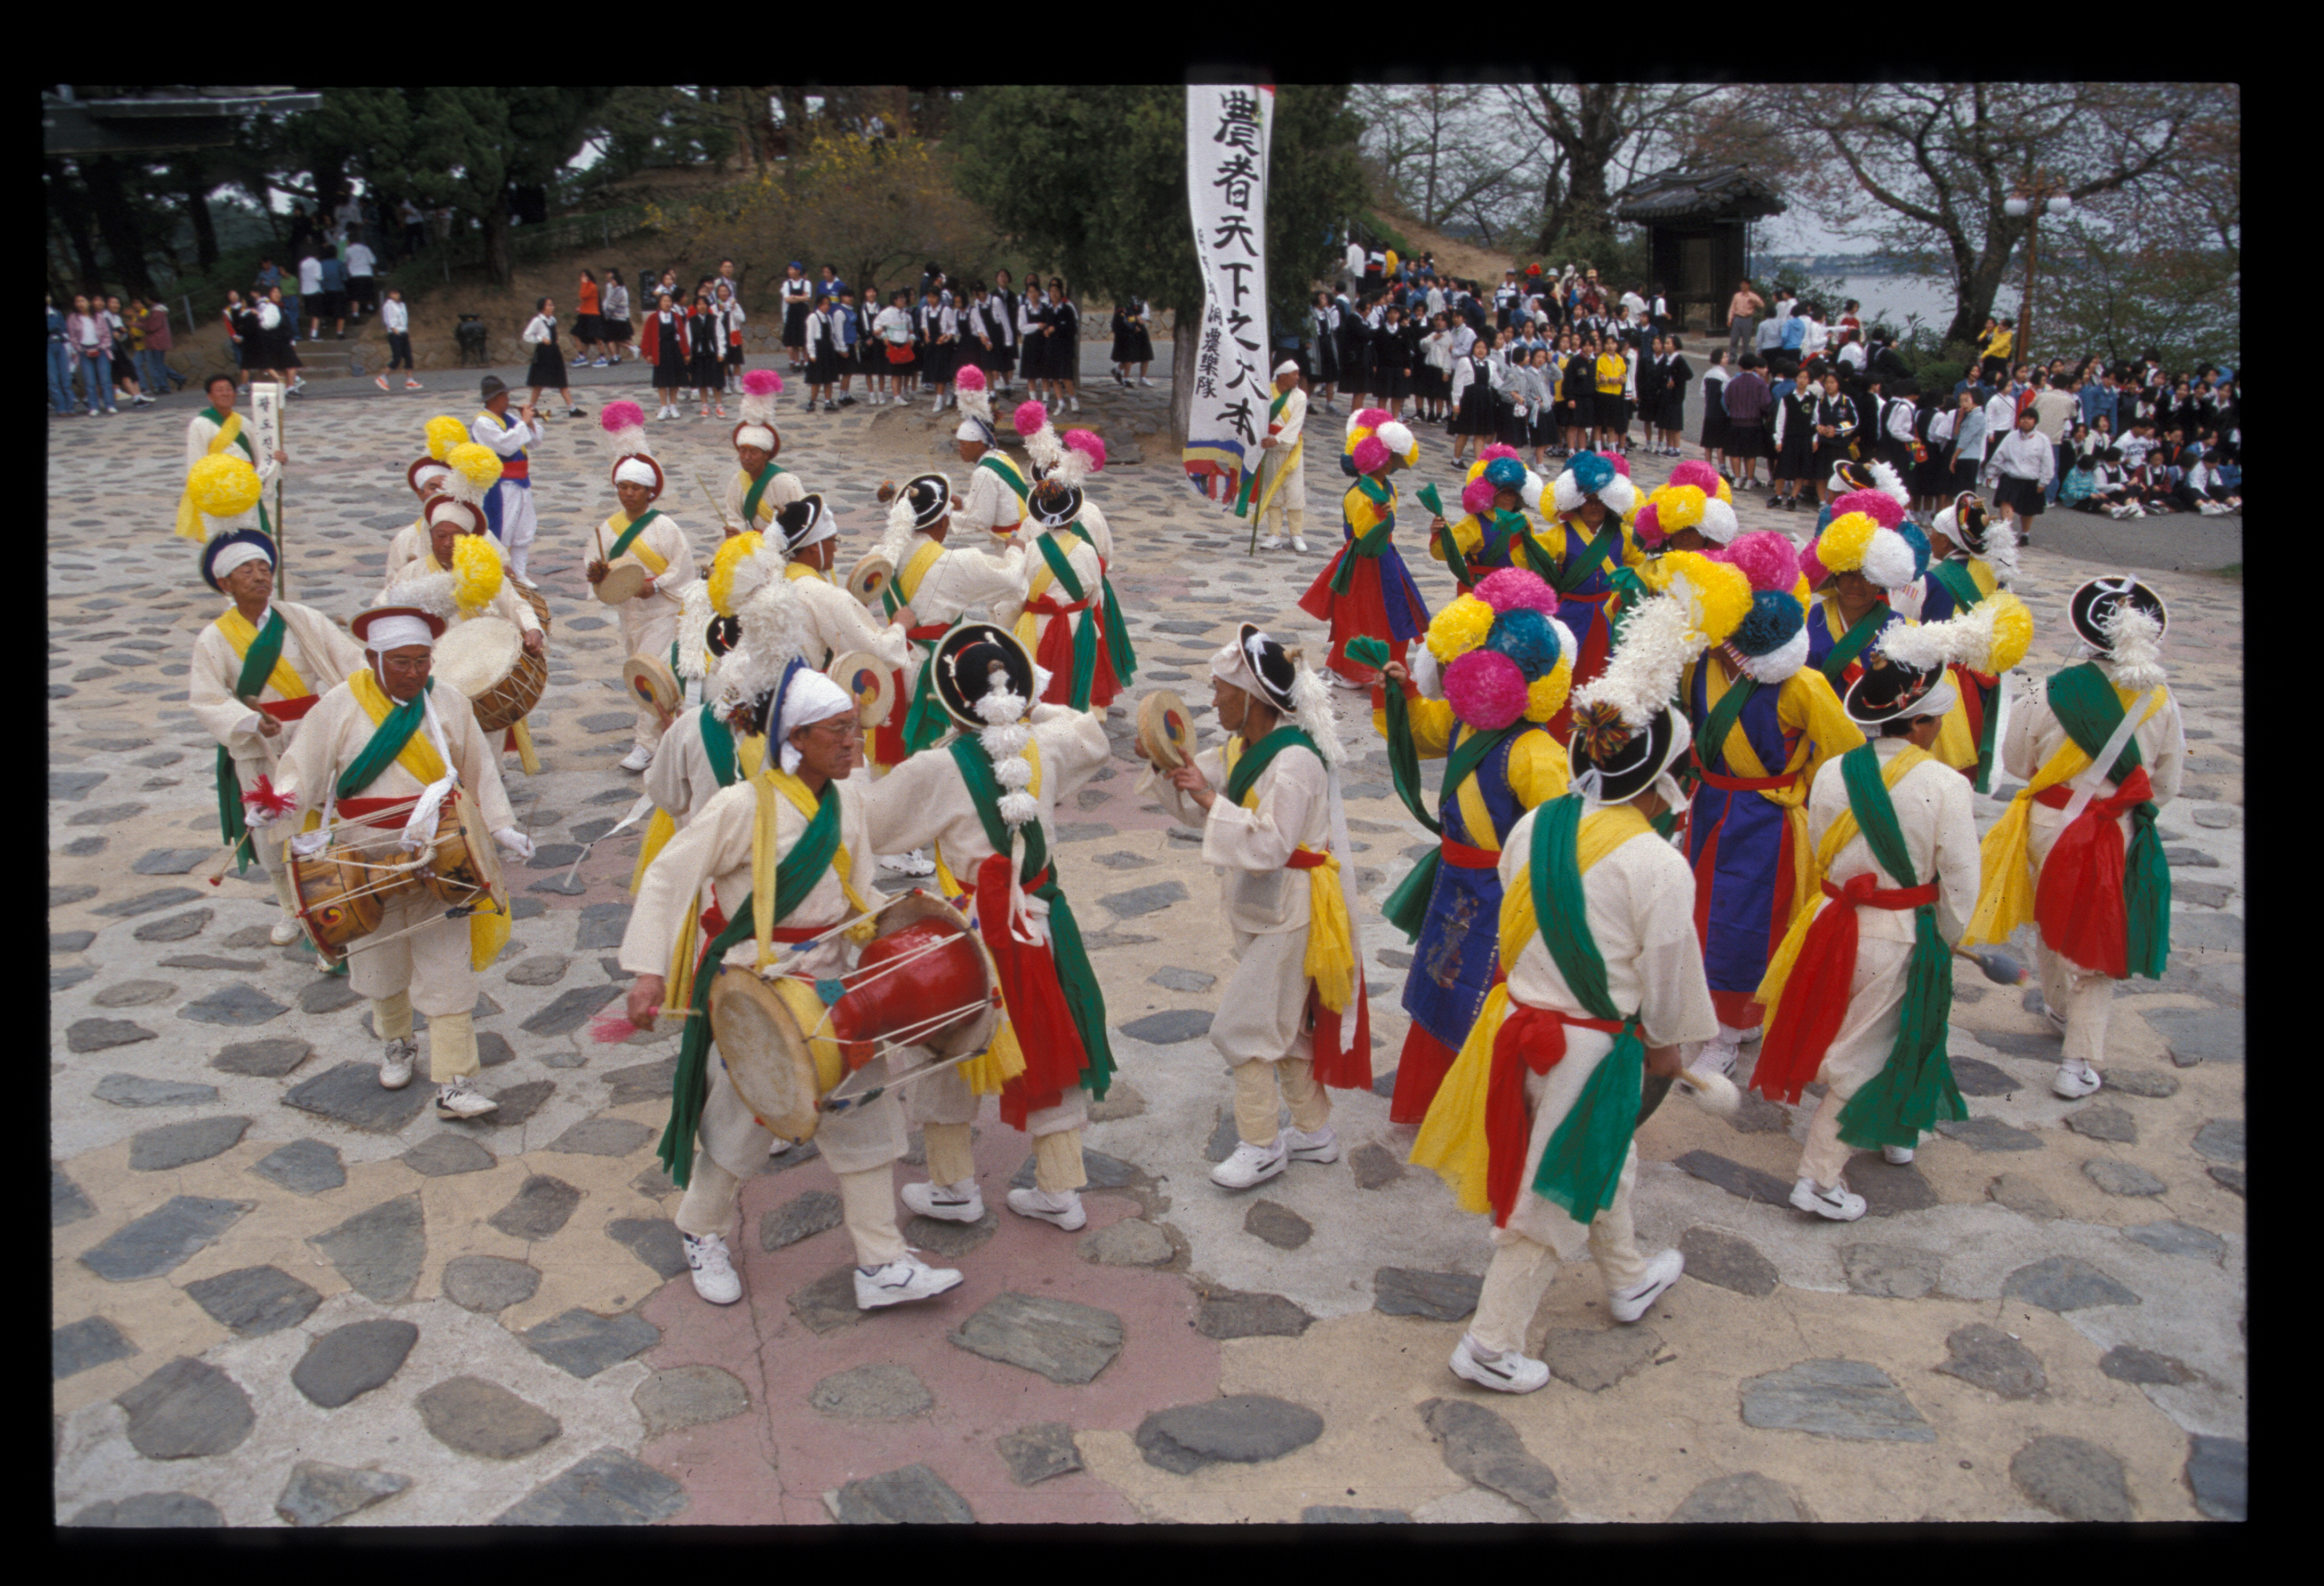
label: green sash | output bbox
[1034,533,1103,710]
[1223,726,1320,806]
[1928,558,1984,616]
[1347,636,1433,835]
[946,738,1113,1098]
[1547,516,1624,598]
[607,507,662,563]
[1928,561,2001,790]
[739,463,787,526]
[1524,795,1646,1225]
[1695,668,1761,776]
[335,678,432,801]
[1381,723,1515,942]
[700,705,739,788]
[659,779,845,1186]
[215,608,289,873]
[977,453,1028,505]
[2048,663,2171,978]
[1830,745,1968,1150]
[1326,477,1397,595]
[1607,564,1651,646]
[1818,605,1889,685]
[1234,391,1292,516]
[1098,568,1137,684]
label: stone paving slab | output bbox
[49,350,2239,1525]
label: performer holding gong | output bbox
[589,403,698,772]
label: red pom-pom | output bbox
[1607,451,1632,477]
[743,368,783,397]
[1799,539,1830,590]
[1063,429,1105,472]
[1669,459,1723,495]
[600,400,645,433]
[1719,530,1800,593]
[1354,407,1391,431]
[1632,501,1665,548]
[1013,400,1051,437]
[1833,487,1903,528]
[1444,650,1528,730]
[1478,443,1522,466]
[242,774,296,817]
[1474,566,1558,617]
[1352,436,1390,474]
[953,365,986,392]
[1460,478,1497,516]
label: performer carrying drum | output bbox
[590,403,698,773]
[248,605,533,1119]
[620,617,967,1312]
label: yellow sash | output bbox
[1931,562,2002,772]
[751,765,873,971]
[784,560,818,582]
[177,414,248,541]
[603,514,670,577]
[1755,745,1933,1019]
[896,538,944,606]
[1410,802,1649,1215]
[648,736,768,1012]
[1966,683,2167,947]
[1012,531,1086,651]
[214,608,309,701]
[348,668,509,970]
[1223,735,1356,1015]
[633,733,767,893]
[1254,432,1305,520]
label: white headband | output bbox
[735,424,776,452]
[614,457,659,490]
[1274,359,1301,378]
[776,667,854,774]
[211,541,273,582]
[362,615,437,654]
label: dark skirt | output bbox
[653,350,688,390]
[1812,440,1851,478]
[574,313,602,343]
[1567,389,1594,427]
[1699,382,1731,449]
[1725,419,1766,459]
[725,340,746,369]
[1598,394,1629,433]
[923,340,956,384]
[783,302,809,348]
[1993,474,2046,517]
[1313,338,1339,383]
[1951,456,1982,493]
[270,327,301,369]
[1498,401,1529,449]
[601,315,633,343]
[1912,444,1952,499]
[1452,380,1498,437]
[1112,324,1153,363]
[525,340,565,388]
[1657,390,1688,432]
[990,340,1016,377]
[689,349,721,389]
[809,344,839,386]
[1774,426,1816,480]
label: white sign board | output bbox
[1182,85,1274,516]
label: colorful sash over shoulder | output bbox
[740,463,787,527]
[1817,601,1889,686]
[1222,728,1371,1087]
[343,671,510,972]
[1754,745,1967,1147]
[176,409,270,541]
[213,608,311,871]
[1926,561,2003,789]
[657,766,861,1187]
[1246,389,1305,521]
[1968,664,2170,979]
[604,508,668,575]
[882,539,954,759]
[1322,475,1397,596]
[947,735,1112,1126]
[977,452,1029,513]
[1410,796,1650,1228]
[636,714,768,1011]
[1015,530,1121,709]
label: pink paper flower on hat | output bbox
[1632,499,1666,548]
[1799,539,1831,590]
[1443,649,1529,730]
[1479,442,1522,466]
[1354,407,1391,431]
[1014,400,1051,437]
[954,364,986,393]
[1473,566,1558,617]
[601,399,645,433]
[743,368,784,397]
[1352,435,1390,474]
[1460,477,1497,517]
[1718,530,1800,593]
[1607,451,1632,476]
[1063,430,1105,472]
[1669,458,1722,495]
[1832,487,1904,528]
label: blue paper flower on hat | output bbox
[1896,520,1933,580]
[1731,590,1806,657]
[1483,607,1561,680]
[1483,457,1527,491]
[1569,451,1614,495]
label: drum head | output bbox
[596,562,649,605]
[433,617,523,699]
[515,581,553,633]
[289,843,385,961]
[846,552,894,607]
[1137,689,1195,770]
[827,650,894,728]
[709,970,837,1143]
[623,654,681,718]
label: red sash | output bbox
[1285,847,1373,1090]
[871,622,953,766]
[698,897,823,953]
[1486,986,1627,1226]
[336,793,419,827]
[2032,768,2152,978]
[1752,873,1940,1104]
[1440,838,1498,869]
[257,696,321,723]
[972,857,1092,1122]
[498,456,529,481]
[1691,757,1796,793]
[1030,592,1121,707]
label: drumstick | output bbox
[693,471,734,531]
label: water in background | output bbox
[1809,275,2018,341]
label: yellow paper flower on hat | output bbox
[446,442,503,493]
[1819,511,1879,574]
[709,531,765,618]
[1657,483,1707,533]
[1634,555,1675,593]
[1525,658,1573,723]
[450,532,504,614]
[189,453,264,519]
[1984,589,2035,674]
[1665,550,1751,645]
[425,415,470,460]
[1426,592,1497,664]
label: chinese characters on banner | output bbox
[1182,85,1274,516]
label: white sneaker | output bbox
[1211,1137,1288,1190]
[271,915,305,946]
[931,399,944,414]
[1791,1176,1867,1221]
[1449,1334,1549,1394]
[878,849,935,877]
[619,744,654,772]
[682,1231,743,1305]
[1289,536,1308,552]
[379,1037,416,1090]
[435,1076,499,1118]
[1140,376,1154,388]
[855,1252,964,1309]
[1881,1144,1917,1166]
[2053,1061,2102,1100]
[1609,1247,1684,1323]
[1258,535,1287,550]
[1070,397,1080,413]
[899,1179,985,1223]
[1006,1187,1086,1230]
[1689,1036,1741,1080]
[1283,1124,1339,1164]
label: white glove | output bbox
[289,828,330,858]
[494,827,536,860]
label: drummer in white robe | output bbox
[861,623,1116,1233]
[620,637,962,1311]
[385,456,453,584]
[189,521,366,947]
[1153,626,1361,1190]
[376,496,546,647]
[757,493,914,672]
[248,606,530,1120]
[1253,361,1312,551]
[587,421,698,771]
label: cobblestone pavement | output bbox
[51,361,2243,1526]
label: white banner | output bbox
[249,380,284,586]
[1183,84,1274,515]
